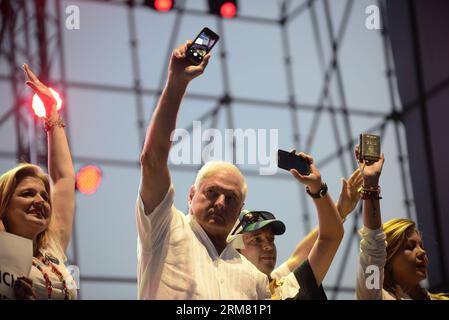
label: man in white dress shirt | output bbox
[136,41,271,300]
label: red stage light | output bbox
[76,165,102,195]
[154,0,173,12]
[31,88,62,118]
[220,2,237,18]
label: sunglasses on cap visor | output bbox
[231,211,276,235]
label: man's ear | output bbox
[188,185,196,206]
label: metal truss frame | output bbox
[0,0,418,299]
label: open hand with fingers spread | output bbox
[355,144,385,187]
[336,168,363,219]
[168,41,211,85]
[288,151,323,194]
[22,64,57,120]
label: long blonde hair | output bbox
[383,218,449,300]
[0,163,53,252]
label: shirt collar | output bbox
[187,215,238,258]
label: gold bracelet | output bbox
[44,116,65,132]
[358,185,382,200]
[359,185,381,193]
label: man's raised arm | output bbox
[140,41,210,214]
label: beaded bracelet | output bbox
[361,191,382,200]
[360,185,382,200]
[44,116,65,132]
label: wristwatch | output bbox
[306,183,328,199]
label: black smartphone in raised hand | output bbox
[186,27,220,65]
[277,149,311,176]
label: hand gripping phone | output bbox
[277,149,311,175]
[186,27,220,65]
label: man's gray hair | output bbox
[194,161,247,200]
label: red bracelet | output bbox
[44,116,65,132]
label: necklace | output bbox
[32,254,70,300]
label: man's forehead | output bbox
[201,174,243,195]
[244,226,275,238]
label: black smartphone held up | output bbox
[359,133,381,162]
[186,27,220,65]
[277,149,311,176]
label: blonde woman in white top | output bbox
[355,145,448,300]
[0,64,76,299]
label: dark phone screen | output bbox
[277,150,311,175]
[187,28,219,65]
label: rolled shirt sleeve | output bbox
[356,226,387,300]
